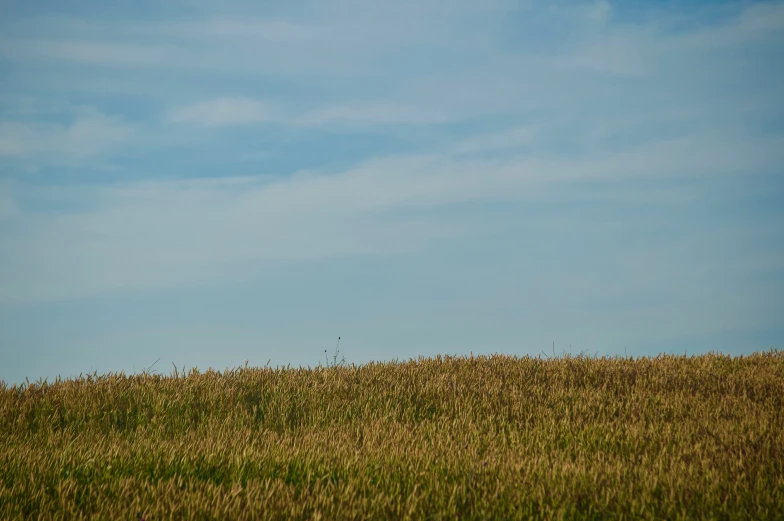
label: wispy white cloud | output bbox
[1,123,779,303]
[0,38,196,69]
[166,19,325,42]
[0,2,779,183]
[558,1,784,76]
[166,98,454,127]
[555,29,651,76]
[585,0,612,25]
[447,126,538,156]
[0,192,18,221]
[0,1,782,298]
[167,98,277,126]
[295,103,455,127]
[0,109,134,163]
[667,2,784,50]
[1,1,781,131]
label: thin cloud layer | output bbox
[2,127,780,303]
[0,110,134,164]
[168,98,277,126]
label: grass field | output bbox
[2,350,783,520]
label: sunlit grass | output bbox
[2,350,783,520]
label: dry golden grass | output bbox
[2,350,783,520]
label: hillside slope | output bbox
[2,351,783,520]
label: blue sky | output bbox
[1,0,783,384]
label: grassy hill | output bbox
[2,351,783,520]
